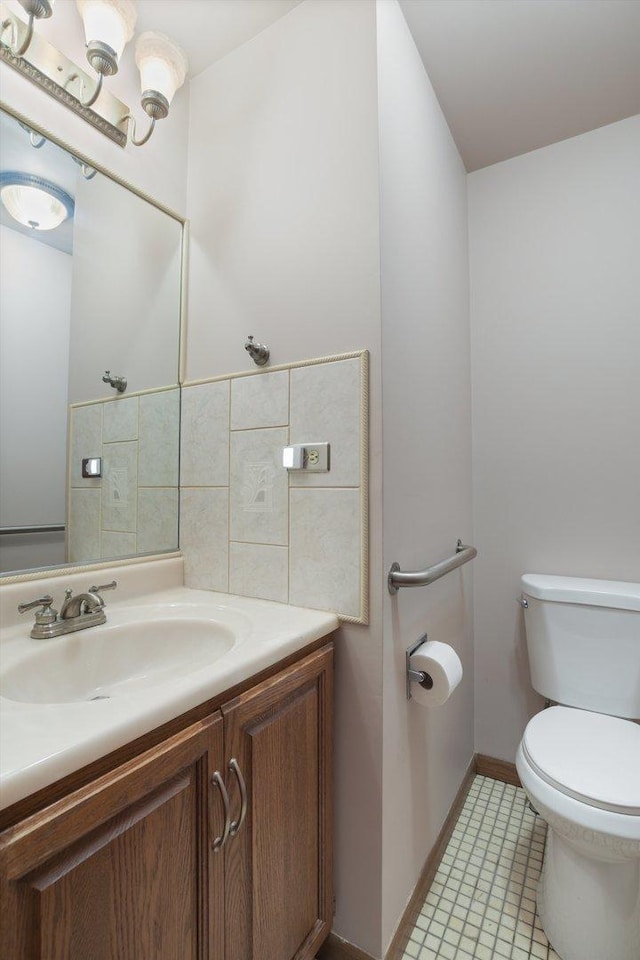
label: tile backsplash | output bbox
[180,352,368,623]
[68,388,180,563]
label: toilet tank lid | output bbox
[521,574,640,611]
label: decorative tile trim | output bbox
[183,350,367,387]
[68,382,180,409]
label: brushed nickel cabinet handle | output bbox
[211,771,231,852]
[229,758,248,838]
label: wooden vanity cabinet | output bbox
[223,643,333,960]
[0,714,226,960]
[0,643,333,960]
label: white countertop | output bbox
[0,586,337,811]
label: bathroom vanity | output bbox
[0,571,336,960]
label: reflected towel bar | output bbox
[388,539,477,595]
[0,524,65,536]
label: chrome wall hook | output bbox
[244,335,270,366]
[102,370,127,393]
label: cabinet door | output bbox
[223,644,333,960]
[0,714,226,960]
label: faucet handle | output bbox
[88,580,117,594]
[18,595,58,625]
[88,580,117,606]
[18,594,54,613]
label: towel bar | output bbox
[0,523,65,536]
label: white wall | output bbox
[377,1,474,951]
[1,0,189,213]
[0,225,72,570]
[186,0,381,381]
[68,172,183,403]
[469,116,640,762]
[186,2,385,955]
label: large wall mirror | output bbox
[0,107,184,577]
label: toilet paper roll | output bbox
[410,640,463,707]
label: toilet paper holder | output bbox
[406,634,434,701]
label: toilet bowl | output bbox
[516,706,640,960]
[517,574,640,960]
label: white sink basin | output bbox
[1,603,247,704]
[0,575,339,812]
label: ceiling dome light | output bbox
[0,172,74,231]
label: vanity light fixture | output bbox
[0,171,74,230]
[0,0,54,58]
[0,0,188,148]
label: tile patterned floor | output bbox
[401,774,561,960]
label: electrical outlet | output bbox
[282,442,330,472]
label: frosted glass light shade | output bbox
[0,174,74,231]
[76,0,137,60]
[135,31,188,105]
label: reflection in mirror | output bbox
[0,108,184,577]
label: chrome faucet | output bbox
[18,581,117,639]
[60,589,103,619]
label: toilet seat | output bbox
[521,706,640,816]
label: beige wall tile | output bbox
[138,389,180,487]
[180,487,229,591]
[290,357,362,487]
[231,370,289,430]
[70,404,103,488]
[289,488,361,618]
[68,488,101,562]
[229,542,288,602]
[181,380,230,486]
[102,441,138,532]
[137,488,179,554]
[230,427,289,545]
[101,531,136,559]
[103,396,139,443]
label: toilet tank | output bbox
[521,574,640,719]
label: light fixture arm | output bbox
[0,11,33,56]
[121,112,156,147]
[19,122,46,148]
[121,89,168,147]
[66,36,121,108]
[1,0,53,57]
[64,68,105,107]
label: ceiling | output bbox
[398,0,640,171]
[135,0,639,173]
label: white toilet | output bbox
[516,574,640,960]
